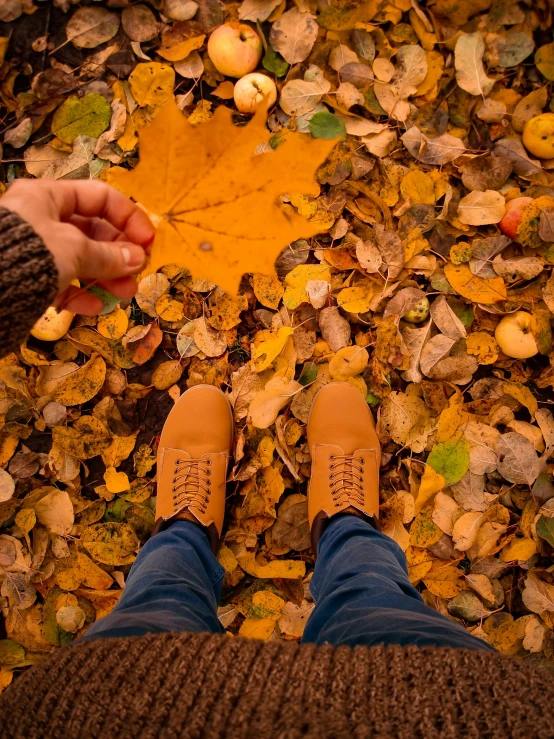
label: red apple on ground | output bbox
[207,22,262,78]
[498,196,533,240]
[234,73,277,114]
[495,311,539,359]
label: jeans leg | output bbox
[302,515,494,651]
[79,521,226,641]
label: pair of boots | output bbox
[155,383,380,552]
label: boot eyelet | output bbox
[360,477,364,483]
[207,460,212,466]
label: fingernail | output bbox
[122,246,145,269]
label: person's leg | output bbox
[80,385,233,642]
[80,520,225,641]
[302,514,494,651]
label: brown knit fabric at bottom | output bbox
[1,633,553,738]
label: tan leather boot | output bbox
[307,382,380,551]
[154,384,233,552]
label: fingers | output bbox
[78,237,147,281]
[58,277,139,314]
[55,286,103,315]
[52,181,156,247]
[68,215,122,243]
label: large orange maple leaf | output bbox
[108,99,338,295]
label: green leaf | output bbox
[427,437,470,486]
[0,639,25,666]
[263,47,289,78]
[366,392,380,406]
[87,285,121,315]
[537,515,554,547]
[51,93,111,145]
[298,363,317,386]
[309,112,346,140]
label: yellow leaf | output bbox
[329,346,369,380]
[466,332,499,365]
[238,617,277,640]
[503,382,538,417]
[53,415,111,460]
[35,489,74,536]
[104,466,130,493]
[283,263,332,310]
[400,170,435,205]
[252,327,294,372]
[81,522,138,566]
[248,374,301,429]
[155,293,185,322]
[101,434,136,468]
[382,522,410,551]
[423,563,466,599]
[406,545,433,582]
[97,306,128,340]
[436,402,469,442]
[152,359,184,390]
[409,507,443,548]
[415,466,446,515]
[237,552,306,579]
[129,62,175,107]
[57,552,114,591]
[217,545,239,574]
[54,355,106,406]
[207,290,248,330]
[108,99,338,296]
[500,537,538,562]
[444,263,507,304]
[0,667,13,693]
[252,273,284,310]
[158,25,205,62]
[336,285,373,313]
[14,508,35,535]
[452,511,484,551]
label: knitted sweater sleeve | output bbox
[0,206,58,358]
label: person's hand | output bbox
[0,179,155,315]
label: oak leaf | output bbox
[109,99,337,295]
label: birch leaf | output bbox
[455,33,495,96]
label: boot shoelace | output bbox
[172,458,212,514]
[328,454,365,506]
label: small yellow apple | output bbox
[495,311,539,359]
[207,22,262,78]
[522,113,554,159]
[404,296,429,324]
[30,306,74,342]
[233,73,277,114]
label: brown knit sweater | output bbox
[0,207,58,356]
[1,208,554,738]
[2,633,554,738]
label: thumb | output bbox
[80,239,147,280]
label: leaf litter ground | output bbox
[2,0,554,689]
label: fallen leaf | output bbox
[455,33,495,96]
[109,99,337,295]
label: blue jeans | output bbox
[81,516,493,651]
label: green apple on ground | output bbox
[207,22,262,78]
[498,196,533,240]
[234,73,277,114]
[495,311,539,359]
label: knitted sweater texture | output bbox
[1,209,554,738]
[2,633,554,738]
